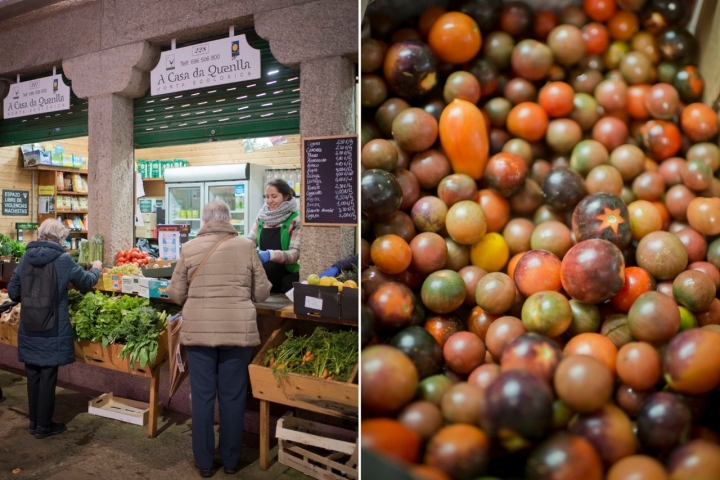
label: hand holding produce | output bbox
[91,261,102,270]
[115,248,149,267]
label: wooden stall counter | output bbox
[251,294,359,470]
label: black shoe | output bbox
[194,464,213,478]
[28,421,36,435]
[223,466,239,474]
[34,422,66,439]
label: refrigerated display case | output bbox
[163,163,266,239]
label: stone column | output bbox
[255,0,358,279]
[297,56,357,279]
[63,42,159,264]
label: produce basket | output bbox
[248,320,358,419]
[74,329,168,378]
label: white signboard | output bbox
[3,75,71,119]
[150,34,262,95]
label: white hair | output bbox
[202,200,231,223]
[38,218,69,243]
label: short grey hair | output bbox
[38,218,69,243]
[202,200,231,223]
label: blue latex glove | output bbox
[257,250,270,264]
[319,266,339,278]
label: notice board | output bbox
[301,135,358,226]
[2,190,29,216]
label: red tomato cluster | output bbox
[115,248,149,267]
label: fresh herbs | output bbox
[70,291,168,369]
[264,327,358,382]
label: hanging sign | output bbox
[150,34,262,95]
[3,75,70,119]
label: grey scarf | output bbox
[257,197,298,226]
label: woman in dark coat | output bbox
[8,219,101,439]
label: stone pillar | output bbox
[297,56,356,279]
[255,0,358,279]
[63,42,159,264]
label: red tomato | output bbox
[610,266,656,313]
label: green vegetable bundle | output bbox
[70,291,168,369]
[0,234,25,260]
[264,327,358,382]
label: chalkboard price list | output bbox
[302,135,358,225]
[335,139,356,221]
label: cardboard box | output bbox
[142,213,157,230]
[292,283,340,319]
[339,288,359,322]
[138,197,164,213]
[1,260,18,278]
[140,259,176,279]
[88,393,149,426]
[137,277,170,298]
[121,275,141,294]
[110,274,123,292]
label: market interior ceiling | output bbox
[0,0,66,20]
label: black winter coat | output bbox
[8,241,100,367]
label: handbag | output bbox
[167,234,235,401]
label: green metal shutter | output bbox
[0,74,88,147]
[133,30,300,148]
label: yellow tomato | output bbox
[470,232,510,272]
[307,274,320,285]
[318,277,335,286]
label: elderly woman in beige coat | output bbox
[169,200,271,478]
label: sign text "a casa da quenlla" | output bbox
[3,76,70,119]
[150,34,261,95]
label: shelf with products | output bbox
[57,191,88,196]
[37,168,90,234]
[24,165,88,175]
[55,209,89,214]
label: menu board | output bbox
[302,135,358,226]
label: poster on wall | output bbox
[3,75,71,119]
[150,34,261,95]
[2,190,30,216]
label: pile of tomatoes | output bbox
[115,248,150,267]
[360,0,720,479]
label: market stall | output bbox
[360,0,720,478]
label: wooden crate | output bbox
[248,321,358,419]
[88,392,149,426]
[0,322,18,347]
[276,412,358,479]
[74,329,168,378]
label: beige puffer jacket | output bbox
[168,221,272,347]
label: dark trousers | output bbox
[25,364,59,427]
[186,345,253,470]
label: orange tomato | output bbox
[371,234,412,274]
[439,99,489,180]
[626,84,651,119]
[583,0,616,22]
[564,332,618,375]
[507,102,549,142]
[428,12,482,64]
[607,10,638,41]
[582,22,610,55]
[539,82,575,117]
[681,103,719,143]
[476,189,510,232]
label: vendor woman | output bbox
[248,178,301,293]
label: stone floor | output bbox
[0,367,312,480]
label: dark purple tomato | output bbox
[569,404,636,468]
[526,433,603,480]
[500,1,534,38]
[636,391,692,455]
[500,333,562,387]
[390,326,443,380]
[561,239,625,304]
[361,169,402,221]
[657,27,697,64]
[411,196,448,234]
[673,65,704,103]
[437,173,478,208]
[541,167,588,212]
[467,57,500,98]
[572,193,632,249]
[482,370,553,450]
[383,40,438,99]
[375,97,410,137]
[392,168,420,212]
[666,439,720,480]
[459,0,499,33]
[641,0,688,35]
[616,383,652,418]
[361,345,419,415]
[424,424,490,479]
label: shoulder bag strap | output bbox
[188,234,235,286]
